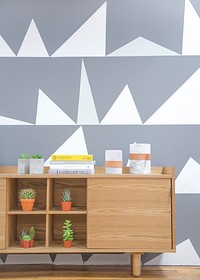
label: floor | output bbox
[0,265,200,279]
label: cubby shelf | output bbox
[0,166,175,277]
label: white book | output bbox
[50,160,95,165]
[49,163,94,170]
[48,169,95,174]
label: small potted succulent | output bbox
[63,219,74,248]
[19,228,28,247]
[18,188,36,211]
[18,153,30,174]
[61,188,72,211]
[29,226,35,247]
[30,154,44,174]
[22,235,31,248]
[19,226,35,248]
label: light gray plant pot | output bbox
[18,159,30,174]
[30,158,44,174]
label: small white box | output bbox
[30,158,44,174]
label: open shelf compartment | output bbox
[7,214,46,249]
[47,214,86,249]
[48,178,87,212]
[7,178,47,211]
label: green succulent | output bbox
[19,228,28,240]
[63,220,74,241]
[18,153,30,159]
[19,188,36,199]
[31,154,42,159]
[62,189,71,202]
[23,235,31,241]
[29,226,35,240]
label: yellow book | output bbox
[51,154,93,161]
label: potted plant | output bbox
[19,228,28,247]
[18,153,30,174]
[29,226,35,247]
[18,188,36,211]
[19,226,35,248]
[61,188,72,211]
[63,219,74,248]
[22,234,31,248]
[30,154,44,174]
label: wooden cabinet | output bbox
[0,179,6,249]
[0,166,175,277]
[87,177,172,250]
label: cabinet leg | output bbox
[131,253,141,277]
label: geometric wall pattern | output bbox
[0,0,200,266]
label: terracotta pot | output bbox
[63,240,72,248]
[22,240,30,248]
[61,201,72,211]
[20,199,35,211]
[29,239,34,247]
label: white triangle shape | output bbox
[101,85,142,125]
[176,157,200,194]
[45,127,88,165]
[0,35,16,57]
[52,2,106,57]
[145,67,200,124]
[182,0,200,55]
[0,115,33,125]
[144,239,200,265]
[36,89,75,125]
[17,19,49,57]
[108,36,180,56]
[77,60,99,124]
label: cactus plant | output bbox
[19,188,36,200]
[22,234,31,248]
[62,189,71,202]
[23,235,31,241]
[18,188,36,211]
[19,188,36,199]
[19,227,35,248]
[61,189,72,211]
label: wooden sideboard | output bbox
[0,166,175,277]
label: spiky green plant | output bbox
[18,188,36,199]
[63,220,74,241]
[31,154,42,159]
[62,188,71,202]
[23,235,31,241]
[29,226,35,240]
[18,153,30,159]
[19,228,28,240]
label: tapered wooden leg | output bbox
[131,253,141,277]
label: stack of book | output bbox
[48,154,95,174]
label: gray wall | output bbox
[0,0,200,265]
